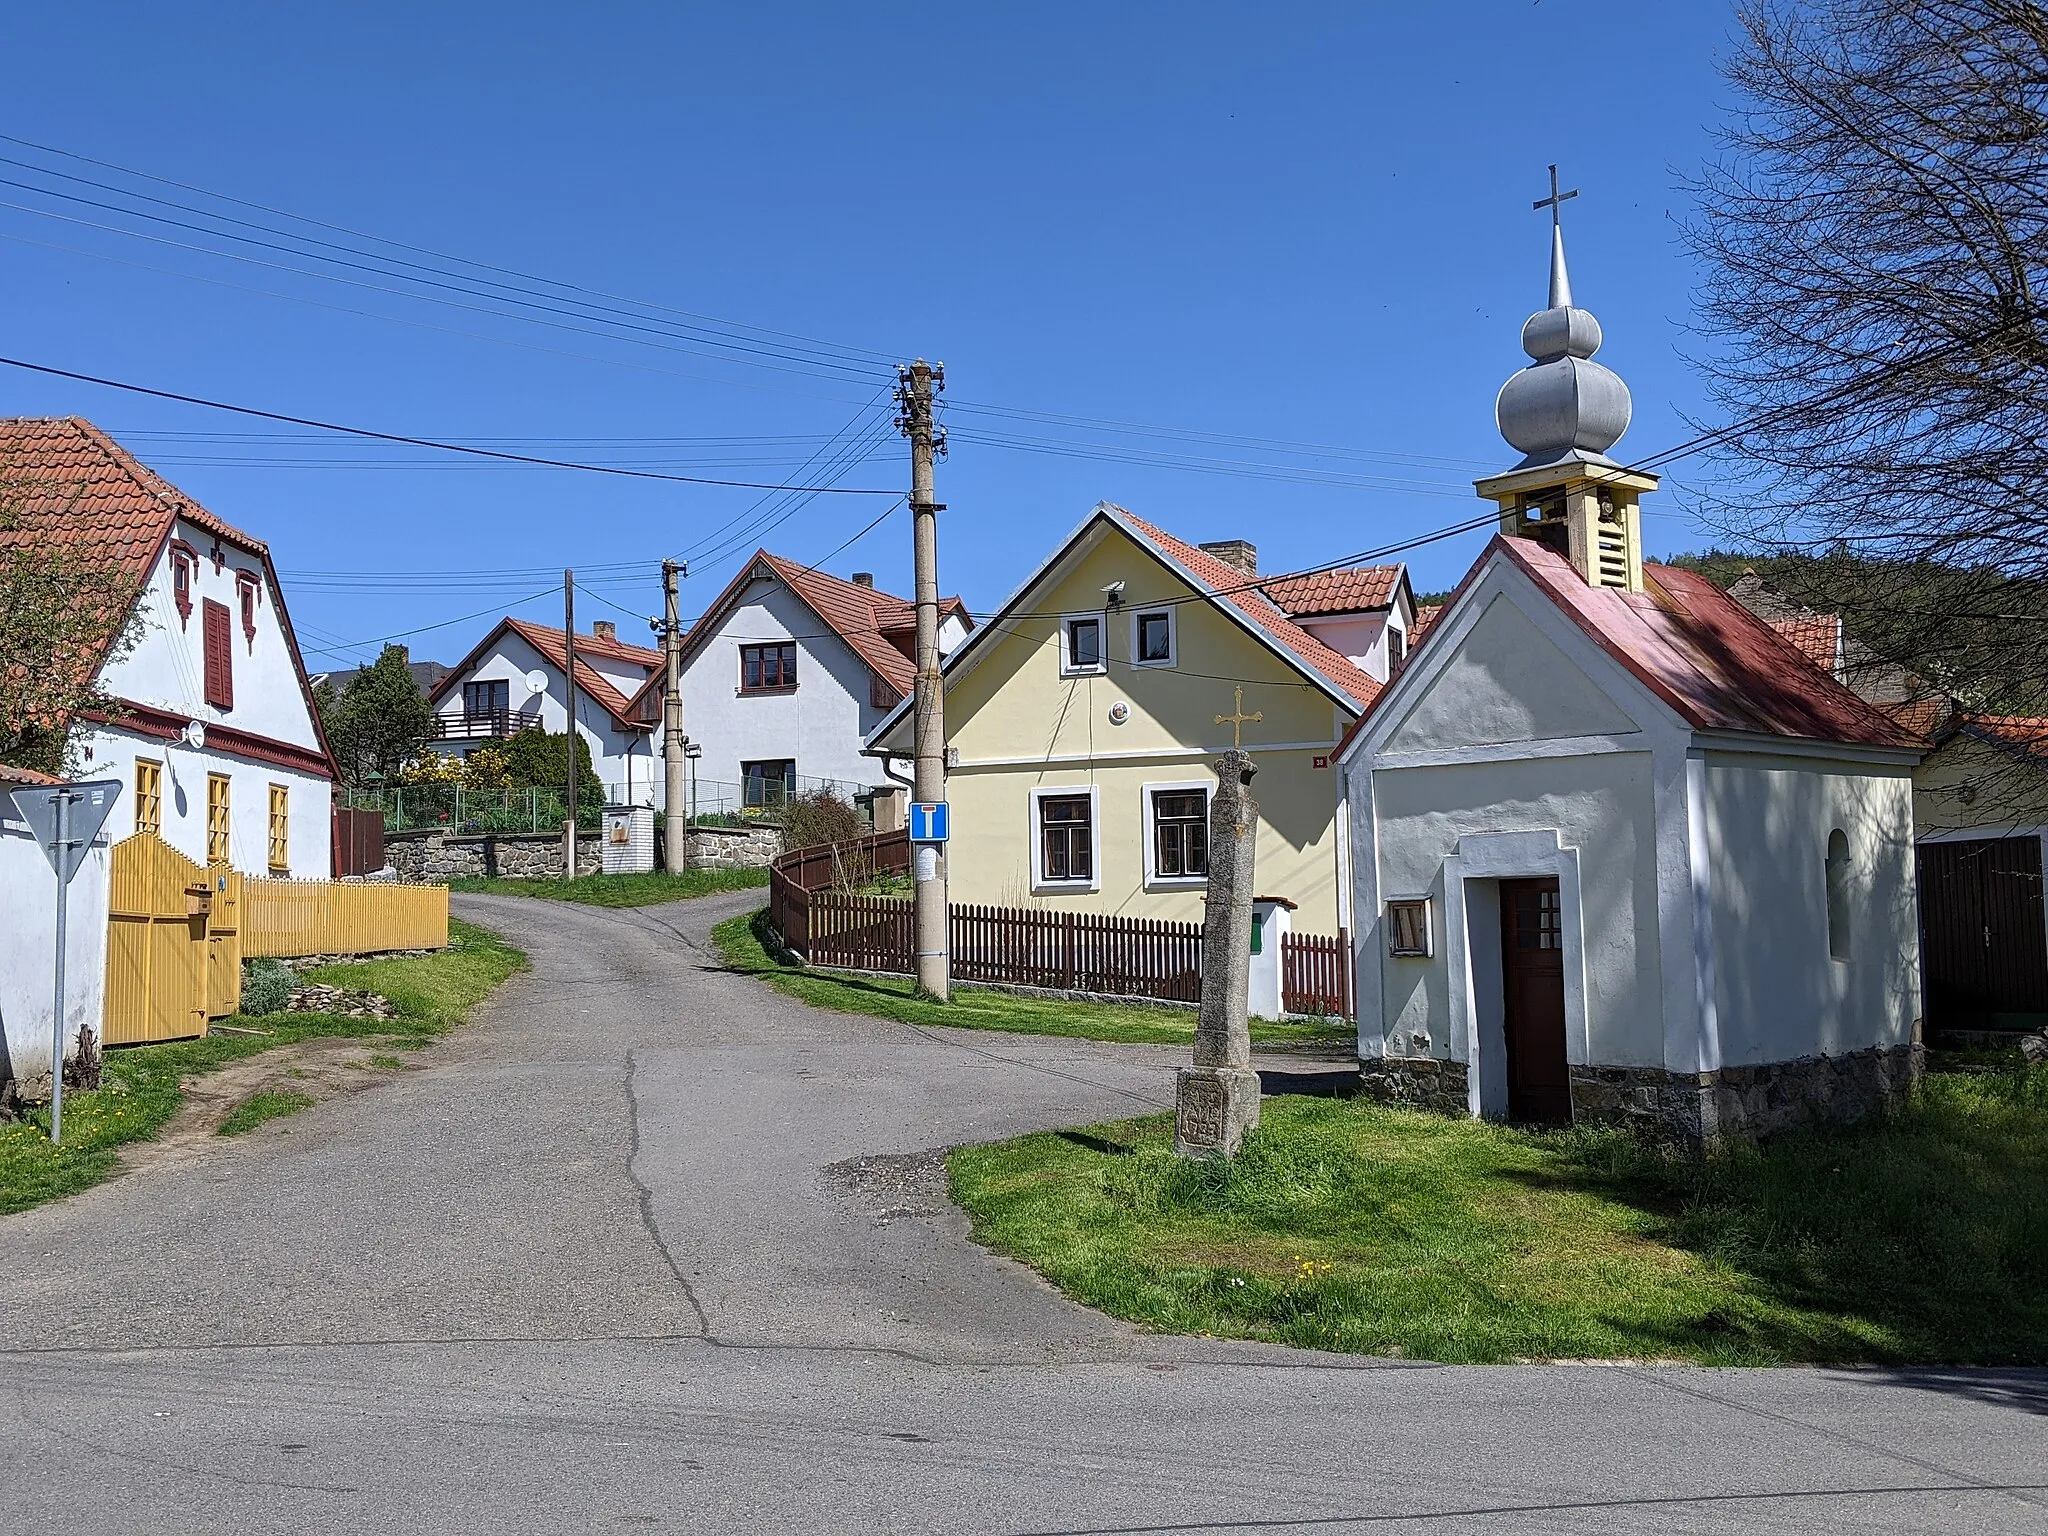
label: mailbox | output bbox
[184,882,213,918]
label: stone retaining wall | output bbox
[385,829,603,881]
[674,822,782,870]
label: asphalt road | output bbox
[0,889,2041,1534]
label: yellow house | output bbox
[866,504,1408,936]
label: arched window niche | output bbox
[1825,828,1852,962]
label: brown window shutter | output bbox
[203,599,235,710]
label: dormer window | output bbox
[169,541,198,626]
[236,570,261,649]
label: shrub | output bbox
[240,958,295,1017]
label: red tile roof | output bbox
[1121,513,1381,711]
[1258,564,1404,618]
[0,416,334,771]
[1409,603,1444,647]
[0,761,60,786]
[1768,614,1841,674]
[430,618,656,731]
[1949,713,2048,763]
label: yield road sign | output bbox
[10,779,120,884]
[909,801,949,842]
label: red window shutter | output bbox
[203,599,235,710]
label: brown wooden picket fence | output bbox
[768,828,1349,1014]
[1281,928,1352,1017]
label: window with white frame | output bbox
[1033,789,1097,886]
[1132,607,1175,667]
[1144,782,1208,882]
[1061,615,1104,675]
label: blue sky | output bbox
[4,2,1738,669]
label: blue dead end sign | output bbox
[909,801,949,842]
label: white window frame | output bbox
[1029,783,1101,893]
[1141,778,1209,888]
[1129,606,1177,669]
[1058,613,1107,677]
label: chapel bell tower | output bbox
[1475,167,1656,593]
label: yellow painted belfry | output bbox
[1476,164,1655,593]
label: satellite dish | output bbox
[524,670,548,695]
[181,721,206,751]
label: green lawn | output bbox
[712,908,1355,1048]
[0,919,525,1216]
[448,867,768,906]
[949,1060,2048,1365]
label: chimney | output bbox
[1198,540,1257,577]
[591,620,616,643]
[851,572,875,588]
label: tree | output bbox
[0,477,140,778]
[498,725,601,804]
[325,645,433,785]
[1683,0,2048,724]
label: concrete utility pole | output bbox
[898,358,950,1002]
[563,569,578,881]
[661,558,688,874]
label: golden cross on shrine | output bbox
[1215,685,1262,750]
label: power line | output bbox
[0,354,902,494]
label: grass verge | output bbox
[218,1090,317,1137]
[448,867,768,907]
[948,1062,2048,1365]
[713,908,1354,1048]
[0,918,524,1216]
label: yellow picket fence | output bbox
[242,876,448,958]
[103,833,448,1044]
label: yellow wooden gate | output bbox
[207,867,243,1020]
[104,832,215,1045]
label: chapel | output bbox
[1334,188,1926,1144]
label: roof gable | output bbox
[430,617,655,732]
[632,551,969,719]
[0,416,334,773]
[1381,591,1642,752]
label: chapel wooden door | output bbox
[1500,878,1572,1125]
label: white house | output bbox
[1,416,337,1091]
[1335,229,1925,1145]
[427,617,663,804]
[628,551,970,814]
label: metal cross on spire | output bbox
[1532,163,1578,310]
[1214,685,1262,751]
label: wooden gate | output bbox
[1918,835,2048,1029]
[207,866,243,1019]
[104,833,219,1045]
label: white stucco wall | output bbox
[97,518,324,754]
[677,580,899,793]
[1703,755,1921,1061]
[76,725,332,877]
[1,790,111,1080]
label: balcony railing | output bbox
[431,709,513,741]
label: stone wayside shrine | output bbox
[1332,170,1927,1147]
[1177,746,1263,1158]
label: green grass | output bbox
[448,866,769,906]
[0,919,524,1216]
[712,908,1354,1048]
[948,1064,2048,1365]
[217,1090,317,1137]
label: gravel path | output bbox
[0,889,2040,1533]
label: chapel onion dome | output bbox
[1494,224,1632,469]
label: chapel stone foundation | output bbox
[1356,1042,1922,1148]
